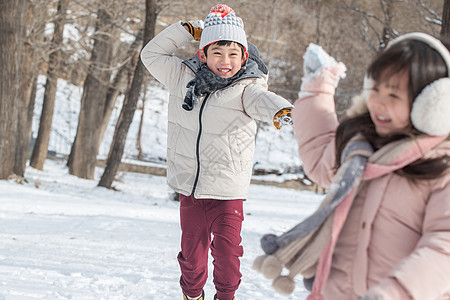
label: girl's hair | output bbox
[335,37,450,180]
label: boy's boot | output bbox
[213,295,235,300]
[183,290,205,300]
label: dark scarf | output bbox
[182,63,246,111]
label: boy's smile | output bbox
[197,42,249,78]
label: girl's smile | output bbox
[367,71,412,136]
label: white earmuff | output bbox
[387,32,450,136]
[411,77,450,136]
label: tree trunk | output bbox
[68,2,116,179]
[441,0,450,38]
[136,82,147,161]
[314,0,323,44]
[30,0,68,171]
[0,0,27,179]
[96,29,146,153]
[98,0,157,188]
[14,3,37,175]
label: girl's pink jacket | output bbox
[292,72,450,300]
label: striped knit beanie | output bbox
[199,4,248,51]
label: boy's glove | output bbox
[183,20,204,41]
[273,108,292,129]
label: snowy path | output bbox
[0,160,322,299]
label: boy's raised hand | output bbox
[273,108,293,130]
[183,20,204,41]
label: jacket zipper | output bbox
[191,93,210,196]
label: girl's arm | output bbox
[292,53,346,188]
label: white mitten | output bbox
[299,43,347,98]
[303,43,346,78]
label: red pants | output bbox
[178,194,244,300]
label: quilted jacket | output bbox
[141,22,292,199]
[292,69,450,299]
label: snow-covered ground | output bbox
[0,160,322,299]
[10,52,318,299]
[0,16,325,298]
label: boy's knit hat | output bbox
[199,4,248,51]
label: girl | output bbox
[291,33,450,300]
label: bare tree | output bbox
[68,0,117,179]
[379,0,394,48]
[136,80,148,161]
[2,0,446,181]
[0,0,27,179]
[442,0,450,38]
[96,29,145,154]
[12,2,49,175]
[30,0,69,171]
[98,0,157,188]
[341,0,397,51]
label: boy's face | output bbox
[197,42,249,78]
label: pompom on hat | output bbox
[199,4,248,51]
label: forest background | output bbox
[1,0,449,188]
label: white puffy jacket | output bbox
[141,22,292,199]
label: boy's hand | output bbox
[273,108,292,130]
[183,20,204,41]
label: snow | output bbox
[15,55,319,299]
[32,75,302,174]
[0,159,323,299]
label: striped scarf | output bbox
[253,134,446,298]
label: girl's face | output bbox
[367,70,412,137]
[197,42,248,78]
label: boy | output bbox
[140,4,293,300]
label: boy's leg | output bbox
[209,199,244,300]
[178,194,210,298]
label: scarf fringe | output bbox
[253,134,447,297]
